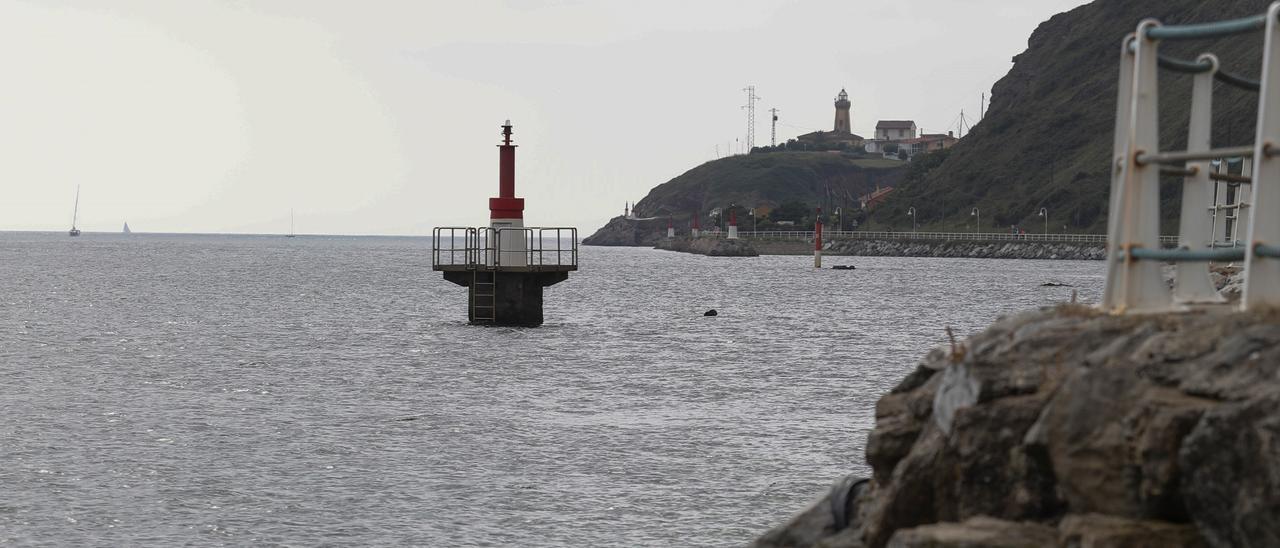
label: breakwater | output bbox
[746,238,1106,260]
[654,237,759,256]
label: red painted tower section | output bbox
[815,207,824,268]
[815,207,823,250]
[490,121,524,221]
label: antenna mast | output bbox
[769,108,780,147]
[72,185,80,227]
[742,85,760,152]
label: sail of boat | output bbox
[123,222,131,234]
[69,185,81,237]
[286,209,296,237]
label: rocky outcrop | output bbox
[581,216,666,247]
[752,305,1280,548]
[582,151,907,245]
[654,237,759,257]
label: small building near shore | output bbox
[899,132,959,157]
[859,186,894,210]
[874,120,917,141]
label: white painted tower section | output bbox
[490,220,527,267]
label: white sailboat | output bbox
[286,209,296,238]
[123,222,131,234]
[69,185,81,237]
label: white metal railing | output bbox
[1104,5,1280,313]
[699,230,1170,245]
[432,226,578,270]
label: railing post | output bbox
[1244,2,1280,308]
[1104,33,1139,309]
[1212,160,1228,245]
[1237,157,1253,246]
[1108,21,1173,312]
[1175,54,1227,303]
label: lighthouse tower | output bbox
[834,89,852,134]
[431,121,578,327]
[491,121,526,266]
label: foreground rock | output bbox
[654,237,759,257]
[752,305,1280,548]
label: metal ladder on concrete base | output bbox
[471,270,496,324]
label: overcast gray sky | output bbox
[0,0,1089,235]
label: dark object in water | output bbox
[829,475,870,531]
[704,309,718,316]
[1042,282,1072,287]
[831,265,856,270]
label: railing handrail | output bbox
[1104,3,1280,313]
[432,225,578,270]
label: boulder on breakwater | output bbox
[741,238,1106,260]
[752,305,1280,548]
[655,237,759,257]
[823,239,1107,260]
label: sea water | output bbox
[0,232,1104,546]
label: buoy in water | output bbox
[704,309,718,316]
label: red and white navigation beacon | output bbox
[667,217,675,239]
[431,121,578,327]
[691,212,701,238]
[727,208,739,240]
[814,207,823,268]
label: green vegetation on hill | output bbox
[866,0,1266,234]
[583,151,906,245]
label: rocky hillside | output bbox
[753,304,1280,547]
[583,153,906,246]
[865,0,1268,234]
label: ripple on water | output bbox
[0,232,1103,546]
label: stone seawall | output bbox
[747,238,1106,260]
[751,304,1280,547]
[654,237,759,257]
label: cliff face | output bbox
[752,305,1280,547]
[866,0,1268,234]
[583,153,906,246]
[581,216,664,247]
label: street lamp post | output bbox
[971,207,980,236]
[907,206,916,234]
[1038,207,1048,236]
